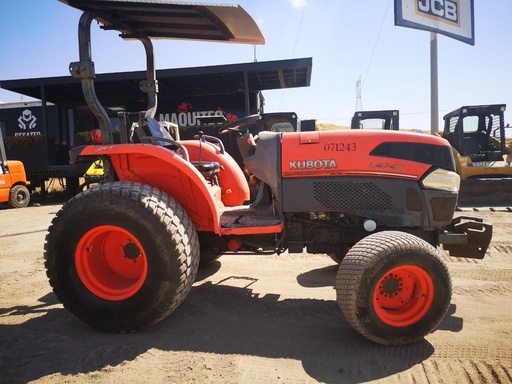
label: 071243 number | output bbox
[323,142,356,152]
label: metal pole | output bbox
[69,11,112,144]
[139,35,158,119]
[430,32,439,134]
[244,70,250,116]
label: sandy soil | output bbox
[0,202,511,383]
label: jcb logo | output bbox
[417,0,458,24]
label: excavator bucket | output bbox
[458,178,512,207]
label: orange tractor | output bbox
[0,128,30,208]
[45,0,492,346]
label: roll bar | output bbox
[63,0,264,144]
[69,12,158,144]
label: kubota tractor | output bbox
[44,0,492,346]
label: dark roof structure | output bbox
[2,1,311,112]
[1,57,312,108]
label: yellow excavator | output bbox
[441,104,512,206]
[352,105,512,205]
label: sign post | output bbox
[395,0,475,133]
[430,32,438,135]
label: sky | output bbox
[1,0,511,131]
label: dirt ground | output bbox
[0,202,511,383]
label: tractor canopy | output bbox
[59,0,265,44]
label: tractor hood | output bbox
[280,130,456,180]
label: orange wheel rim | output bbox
[75,225,148,301]
[373,265,434,327]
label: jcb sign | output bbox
[417,0,458,25]
[395,0,474,45]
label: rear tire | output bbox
[336,231,452,345]
[44,181,199,332]
[8,184,30,208]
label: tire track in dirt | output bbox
[452,268,512,282]
[411,359,512,384]
[431,344,512,361]
[235,354,512,383]
[441,243,512,263]
[177,282,512,363]
[489,244,512,254]
[445,255,481,263]
[453,282,512,297]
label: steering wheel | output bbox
[218,114,261,135]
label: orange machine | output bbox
[0,129,30,208]
[45,0,492,347]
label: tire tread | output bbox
[44,181,199,332]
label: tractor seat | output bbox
[138,116,220,178]
[191,161,221,178]
[137,116,174,146]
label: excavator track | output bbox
[457,206,512,212]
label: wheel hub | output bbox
[75,225,148,301]
[124,242,141,260]
[381,274,401,297]
[373,265,434,327]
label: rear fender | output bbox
[180,140,249,206]
[76,144,221,232]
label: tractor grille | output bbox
[313,181,393,211]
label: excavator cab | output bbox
[443,105,507,163]
[351,110,399,130]
[442,104,512,205]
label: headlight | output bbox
[421,168,460,192]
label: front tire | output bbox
[336,231,452,345]
[9,184,30,208]
[44,181,199,332]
